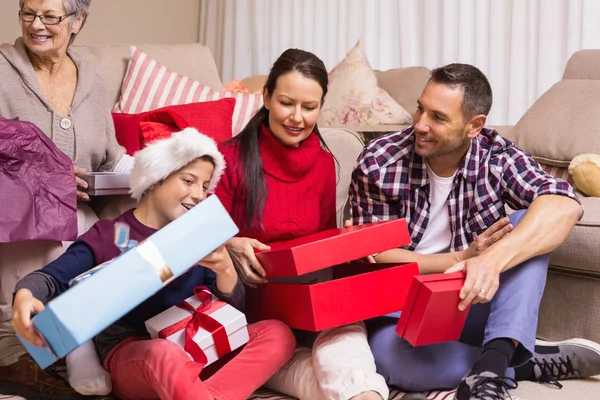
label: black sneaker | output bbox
[454,372,517,400]
[532,338,600,388]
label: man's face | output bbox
[412,81,472,162]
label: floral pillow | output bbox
[115,46,263,136]
[320,40,412,127]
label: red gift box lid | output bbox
[256,219,411,278]
[396,272,470,346]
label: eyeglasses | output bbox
[18,10,75,25]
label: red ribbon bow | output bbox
[158,286,232,365]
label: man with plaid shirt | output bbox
[351,63,600,399]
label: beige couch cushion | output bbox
[320,128,365,227]
[511,80,600,167]
[72,43,224,108]
[375,66,431,117]
[550,196,600,275]
[562,50,600,80]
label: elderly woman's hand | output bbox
[74,166,89,202]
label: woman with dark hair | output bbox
[215,49,388,400]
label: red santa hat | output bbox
[129,127,226,201]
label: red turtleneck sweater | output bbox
[215,125,337,243]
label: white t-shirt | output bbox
[414,163,455,255]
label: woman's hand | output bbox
[74,166,89,202]
[12,289,46,347]
[460,217,512,261]
[226,237,271,287]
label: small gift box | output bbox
[145,287,249,366]
[396,272,470,346]
[81,172,130,196]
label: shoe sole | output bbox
[0,381,91,400]
[535,338,600,354]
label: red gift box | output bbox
[247,262,419,331]
[256,219,411,278]
[395,272,470,346]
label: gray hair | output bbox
[19,0,91,46]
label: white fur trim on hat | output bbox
[129,128,226,201]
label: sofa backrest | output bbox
[510,49,600,166]
[562,50,600,80]
[321,128,365,227]
[72,43,224,109]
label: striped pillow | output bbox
[539,163,575,185]
[115,46,263,136]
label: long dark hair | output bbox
[226,48,331,230]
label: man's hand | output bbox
[74,166,89,202]
[226,237,270,287]
[12,289,46,347]
[445,253,501,311]
[460,217,512,261]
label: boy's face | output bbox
[148,158,215,227]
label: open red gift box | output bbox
[395,272,470,346]
[246,219,419,331]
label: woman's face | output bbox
[20,0,84,58]
[263,70,324,147]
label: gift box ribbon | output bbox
[158,286,232,365]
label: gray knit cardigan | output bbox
[0,38,124,172]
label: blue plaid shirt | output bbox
[350,126,579,251]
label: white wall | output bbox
[0,0,201,45]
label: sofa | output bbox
[71,43,598,344]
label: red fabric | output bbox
[104,320,295,400]
[215,126,337,244]
[112,99,236,155]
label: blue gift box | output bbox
[19,195,239,368]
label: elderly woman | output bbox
[0,0,131,398]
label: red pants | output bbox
[103,320,295,400]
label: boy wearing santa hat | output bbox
[12,128,296,400]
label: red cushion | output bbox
[112,98,235,155]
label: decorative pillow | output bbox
[539,163,574,185]
[223,78,252,94]
[569,154,600,197]
[112,99,235,155]
[320,41,412,127]
[512,80,600,167]
[116,46,263,135]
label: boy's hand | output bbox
[12,289,46,347]
[197,245,235,274]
